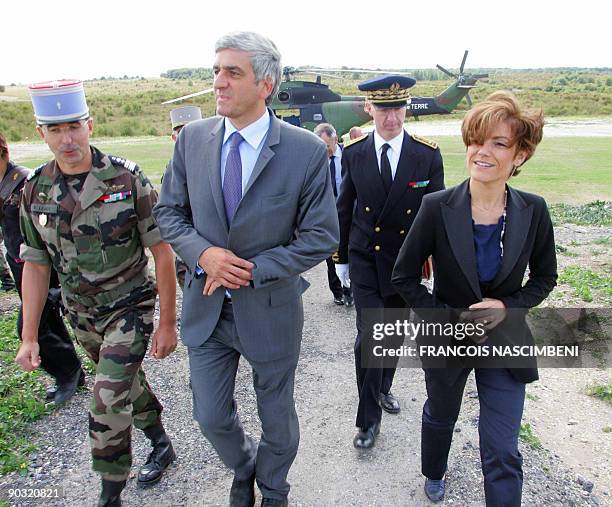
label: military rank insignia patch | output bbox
[27,163,46,181]
[410,134,438,150]
[99,190,132,203]
[109,155,139,173]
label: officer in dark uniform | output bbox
[0,131,84,404]
[167,105,202,289]
[335,75,445,448]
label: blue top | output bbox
[473,216,503,283]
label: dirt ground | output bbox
[0,224,610,506]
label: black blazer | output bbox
[337,131,444,297]
[391,179,558,383]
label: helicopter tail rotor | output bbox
[459,50,468,74]
[436,64,457,79]
[437,50,489,107]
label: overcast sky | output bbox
[3,0,609,84]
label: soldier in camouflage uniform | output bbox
[15,80,177,507]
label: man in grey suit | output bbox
[154,32,339,507]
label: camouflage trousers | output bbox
[68,297,163,481]
[0,236,14,287]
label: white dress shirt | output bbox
[330,144,343,199]
[195,110,271,284]
[221,110,270,195]
[373,129,405,180]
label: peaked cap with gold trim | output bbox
[358,75,416,108]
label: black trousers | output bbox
[325,257,342,298]
[8,255,82,383]
[422,368,525,507]
[352,283,405,429]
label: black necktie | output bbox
[329,155,337,197]
[380,143,392,194]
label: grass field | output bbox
[2,68,611,141]
[14,135,612,205]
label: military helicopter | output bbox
[163,51,488,138]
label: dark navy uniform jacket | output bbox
[336,131,444,297]
[0,162,29,261]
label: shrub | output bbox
[7,130,21,142]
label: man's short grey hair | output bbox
[215,31,282,106]
[313,123,337,138]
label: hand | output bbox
[198,247,253,291]
[335,263,350,288]
[150,323,178,359]
[462,298,507,331]
[15,341,41,371]
[203,277,223,296]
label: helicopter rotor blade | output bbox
[436,64,457,79]
[460,50,469,74]
[308,67,412,76]
[471,73,489,79]
[301,70,339,79]
[162,88,214,105]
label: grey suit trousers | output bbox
[188,302,300,500]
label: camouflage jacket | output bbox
[19,147,161,312]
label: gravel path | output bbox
[0,232,610,506]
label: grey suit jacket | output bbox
[154,112,339,361]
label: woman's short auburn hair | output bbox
[461,91,544,175]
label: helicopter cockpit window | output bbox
[277,91,290,102]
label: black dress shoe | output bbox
[424,478,445,502]
[333,295,344,305]
[379,392,401,414]
[137,423,176,486]
[261,498,288,506]
[230,471,256,507]
[353,422,380,449]
[342,288,354,307]
[97,479,125,507]
[54,368,86,405]
[47,369,85,400]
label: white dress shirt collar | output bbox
[332,144,342,159]
[373,129,405,155]
[223,110,270,150]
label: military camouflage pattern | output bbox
[0,231,13,287]
[19,146,164,480]
[68,299,162,481]
[19,147,161,310]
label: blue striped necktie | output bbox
[223,132,244,224]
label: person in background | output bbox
[168,105,202,289]
[392,91,556,504]
[314,122,353,307]
[1,130,85,403]
[0,230,15,290]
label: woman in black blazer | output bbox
[391,91,557,506]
